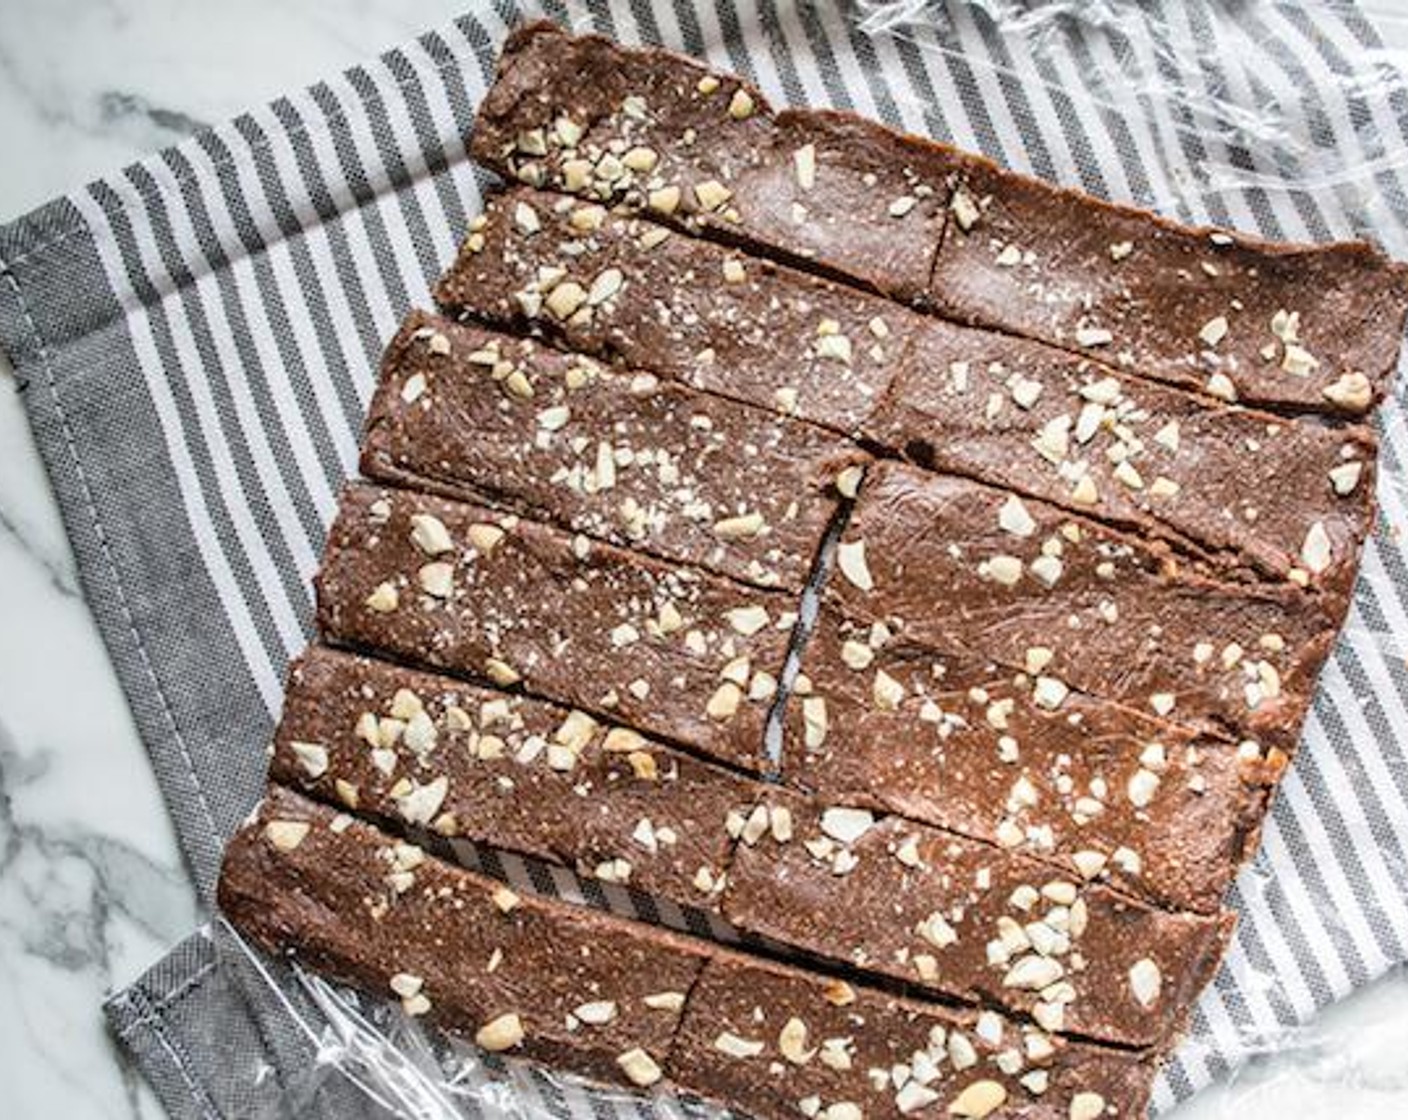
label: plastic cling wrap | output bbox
[210,1,1408,1118]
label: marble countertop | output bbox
[0,2,1405,1118]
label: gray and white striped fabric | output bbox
[3,1,1407,1117]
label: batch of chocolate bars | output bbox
[218,21,1407,1120]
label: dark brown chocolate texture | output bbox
[472,20,1408,417]
[438,185,1377,596]
[216,22,1408,1120]
[784,611,1277,915]
[219,785,707,1090]
[435,187,910,436]
[269,645,756,910]
[829,462,1338,755]
[220,787,1161,1118]
[315,482,794,774]
[722,789,1233,1050]
[363,310,854,592]
[936,157,1408,415]
[472,21,959,304]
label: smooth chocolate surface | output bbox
[220,784,708,1089]
[724,790,1234,1049]
[221,786,1161,1116]
[270,645,758,910]
[316,482,793,774]
[364,310,854,592]
[674,953,1158,1120]
[830,462,1338,754]
[936,157,1408,415]
[434,187,909,435]
[867,319,1378,594]
[785,612,1278,914]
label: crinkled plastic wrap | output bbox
[214,1,1408,1117]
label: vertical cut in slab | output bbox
[316,483,793,774]
[364,311,857,592]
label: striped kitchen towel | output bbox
[3,1,1407,1117]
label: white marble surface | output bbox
[0,2,1406,1118]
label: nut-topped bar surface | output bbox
[317,483,794,774]
[437,187,907,435]
[269,646,755,909]
[723,789,1232,1050]
[439,185,1376,593]
[472,20,1407,416]
[828,463,1338,754]
[268,643,1232,1051]
[365,311,855,592]
[784,613,1277,915]
[223,787,1161,1120]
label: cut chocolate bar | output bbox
[472,22,959,305]
[364,311,855,592]
[673,953,1158,1120]
[222,786,1160,1117]
[936,157,1408,415]
[316,483,792,774]
[437,187,1375,593]
[867,319,1378,594]
[784,612,1278,914]
[220,784,707,1089]
[435,187,908,435]
[270,645,756,909]
[471,22,1406,418]
[829,462,1338,754]
[723,790,1234,1049]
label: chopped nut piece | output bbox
[410,513,454,556]
[475,1012,525,1052]
[998,494,1036,537]
[727,88,755,119]
[1328,461,1363,496]
[1075,326,1113,347]
[1198,315,1228,347]
[491,886,520,913]
[1128,958,1162,1007]
[365,582,399,613]
[417,561,455,598]
[648,185,682,214]
[820,806,875,845]
[951,185,982,231]
[694,179,734,211]
[264,820,310,852]
[778,1016,813,1064]
[573,1000,618,1025]
[1069,1091,1107,1120]
[714,511,766,539]
[948,1079,1008,1118]
[793,143,817,190]
[617,1048,663,1087]
[1300,521,1332,575]
[835,464,864,499]
[714,1030,765,1058]
[1321,371,1372,411]
[1032,676,1069,710]
[643,991,686,1012]
[873,669,906,711]
[290,740,328,779]
[836,540,874,592]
